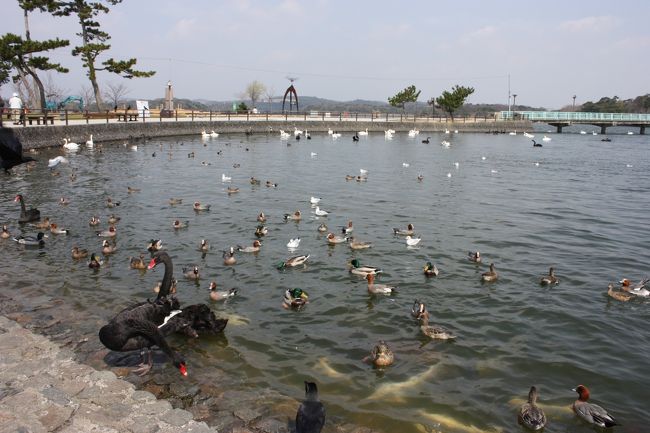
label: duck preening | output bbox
[284,288,309,309]
[98,251,187,376]
[518,386,547,431]
[296,381,326,433]
[14,194,40,223]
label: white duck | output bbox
[287,238,301,249]
[222,173,232,182]
[406,236,421,246]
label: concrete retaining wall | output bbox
[8,120,533,150]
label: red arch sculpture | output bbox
[282,85,299,113]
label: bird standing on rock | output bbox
[296,381,325,433]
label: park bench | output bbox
[117,111,139,122]
[25,113,54,125]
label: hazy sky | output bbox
[3,0,649,109]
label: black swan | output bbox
[98,251,187,376]
[0,130,35,172]
[422,137,430,144]
[14,194,40,223]
[296,381,325,433]
[532,139,542,147]
[352,134,359,142]
[160,303,228,338]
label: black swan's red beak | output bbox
[147,258,157,270]
[179,363,187,376]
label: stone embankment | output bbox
[0,314,216,433]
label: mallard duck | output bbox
[348,237,372,249]
[327,233,347,244]
[250,177,261,185]
[393,223,414,236]
[169,198,183,205]
[102,240,116,255]
[96,226,116,237]
[468,251,481,263]
[183,265,200,280]
[317,223,328,233]
[481,263,498,282]
[107,214,121,224]
[223,247,236,265]
[620,278,650,297]
[71,246,89,259]
[518,386,547,431]
[1,225,10,239]
[13,232,46,246]
[349,259,381,277]
[277,254,310,269]
[366,273,397,294]
[130,254,147,270]
[199,239,209,252]
[193,201,211,211]
[106,197,120,208]
[257,212,266,222]
[88,253,103,269]
[89,216,101,226]
[418,309,456,340]
[238,240,262,253]
[540,267,559,285]
[572,385,618,428]
[424,262,439,276]
[255,225,268,237]
[173,220,189,229]
[208,281,238,301]
[284,210,301,221]
[147,239,163,253]
[49,223,69,235]
[341,220,354,234]
[35,217,51,230]
[283,288,309,309]
[607,283,632,301]
[366,340,394,367]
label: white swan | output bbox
[328,128,333,135]
[314,206,329,216]
[294,127,303,136]
[332,132,341,139]
[580,130,586,135]
[542,135,551,142]
[408,129,419,137]
[310,196,321,204]
[48,156,69,168]
[62,138,79,151]
[310,152,318,158]
[444,129,450,134]
[222,173,232,182]
[201,130,210,138]
[405,236,421,246]
[279,130,290,139]
[358,128,368,136]
[627,131,634,135]
[523,132,534,138]
[287,238,301,249]
[509,131,517,136]
[210,130,219,137]
[441,140,451,147]
[592,131,598,136]
[402,162,410,168]
[130,144,137,151]
[85,134,94,148]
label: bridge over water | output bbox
[500,111,650,134]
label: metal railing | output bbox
[500,111,650,122]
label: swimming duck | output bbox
[102,240,116,255]
[227,187,240,194]
[341,220,354,234]
[154,278,177,295]
[348,259,382,277]
[255,225,268,237]
[127,186,140,194]
[405,235,421,247]
[481,263,498,282]
[89,216,101,226]
[572,385,618,428]
[106,197,120,208]
[417,174,424,181]
[35,217,51,230]
[366,273,397,294]
[59,197,70,206]
[88,253,103,269]
[277,254,310,269]
[540,267,559,285]
[283,288,309,309]
[518,386,547,431]
[71,246,89,259]
[424,262,439,276]
[108,214,121,224]
[327,233,348,244]
[49,223,69,235]
[310,196,321,205]
[468,251,482,263]
[355,175,367,182]
[169,198,183,205]
[1,225,10,239]
[199,239,210,252]
[266,180,278,188]
[287,238,301,249]
[14,194,41,223]
[607,284,632,302]
[96,226,117,237]
[257,212,266,222]
[314,206,329,217]
[238,240,262,253]
[317,223,328,233]
[345,175,355,181]
[418,309,456,340]
[411,299,426,318]
[284,210,302,221]
[366,340,394,367]
[348,237,372,250]
[208,281,238,301]
[147,239,163,253]
[393,223,415,236]
[130,254,147,270]
[13,232,46,246]
[173,220,189,229]
[250,177,262,185]
[620,278,650,297]
[183,265,200,280]
[193,201,211,211]
[223,247,237,265]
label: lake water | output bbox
[2,129,649,433]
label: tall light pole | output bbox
[512,94,517,111]
[572,95,576,110]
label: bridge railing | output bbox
[500,111,650,122]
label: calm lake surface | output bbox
[2,129,649,433]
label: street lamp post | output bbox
[512,94,517,111]
[572,95,576,110]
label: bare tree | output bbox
[243,80,266,108]
[264,86,275,112]
[103,82,130,109]
[79,84,96,111]
[43,72,68,105]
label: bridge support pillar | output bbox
[556,125,563,133]
[640,126,645,135]
[601,125,607,135]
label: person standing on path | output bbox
[0,97,5,127]
[9,93,23,125]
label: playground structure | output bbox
[46,96,83,112]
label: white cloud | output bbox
[560,16,620,33]
[169,18,199,39]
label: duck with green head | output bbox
[277,254,310,269]
[348,259,382,277]
[284,288,309,309]
[424,262,439,276]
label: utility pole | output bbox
[507,74,511,119]
[572,95,576,110]
[512,94,517,110]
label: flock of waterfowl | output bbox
[3,127,647,433]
